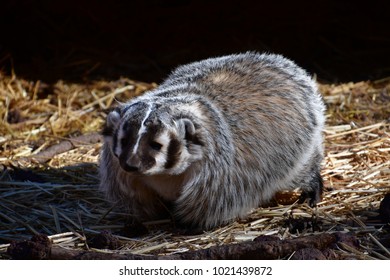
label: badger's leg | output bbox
[298,169,323,207]
[296,145,324,207]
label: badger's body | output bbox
[99,52,325,229]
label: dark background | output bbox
[0,0,389,84]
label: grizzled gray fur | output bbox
[99,52,325,229]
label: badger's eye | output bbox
[149,141,162,151]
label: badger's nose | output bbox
[119,155,139,172]
[122,164,139,172]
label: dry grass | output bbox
[0,72,389,259]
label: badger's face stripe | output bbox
[112,131,118,156]
[165,136,181,169]
[132,104,153,155]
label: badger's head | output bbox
[102,101,204,175]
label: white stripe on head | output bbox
[132,104,153,155]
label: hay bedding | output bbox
[0,72,389,259]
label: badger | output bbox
[99,52,325,229]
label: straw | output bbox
[0,73,389,259]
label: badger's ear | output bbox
[102,108,121,136]
[107,108,121,127]
[177,118,204,146]
[177,118,195,140]
[177,118,204,160]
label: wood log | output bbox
[6,232,358,260]
[31,132,102,163]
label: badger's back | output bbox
[100,52,325,229]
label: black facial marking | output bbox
[102,124,113,136]
[149,141,162,151]
[121,137,130,148]
[123,121,131,132]
[120,121,139,150]
[142,155,156,170]
[165,137,181,169]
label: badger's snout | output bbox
[119,154,141,172]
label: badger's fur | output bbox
[99,52,325,229]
